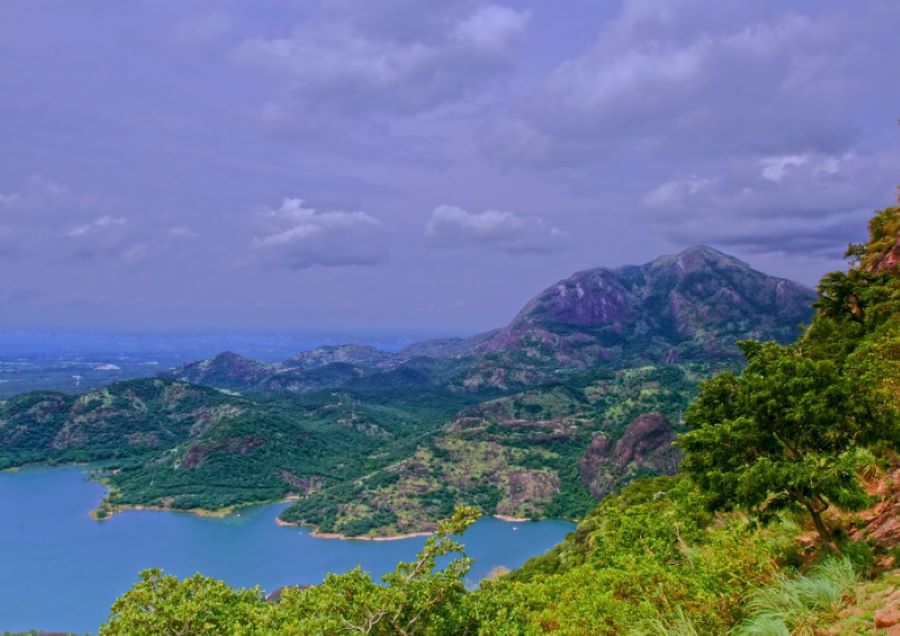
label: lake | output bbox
[0,466,574,633]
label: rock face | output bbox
[464,246,816,387]
[579,413,681,499]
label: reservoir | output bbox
[0,466,574,633]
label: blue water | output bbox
[0,467,573,633]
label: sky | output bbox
[1,0,898,334]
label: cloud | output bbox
[426,204,565,253]
[0,174,71,217]
[486,1,898,167]
[67,215,126,237]
[641,150,892,256]
[64,215,146,263]
[0,176,149,264]
[1,287,48,305]
[253,198,388,268]
[232,3,529,133]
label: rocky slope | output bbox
[579,412,680,499]
[462,245,816,388]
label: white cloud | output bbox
[644,176,715,207]
[0,174,69,215]
[253,198,388,268]
[426,204,565,253]
[451,5,531,56]
[67,215,125,237]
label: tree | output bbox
[99,507,481,635]
[274,506,480,635]
[101,569,270,635]
[677,340,894,547]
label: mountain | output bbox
[160,351,278,392]
[282,344,393,370]
[0,379,243,468]
[463,245,816,388]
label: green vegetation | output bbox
[94,206,899,633]
[734,557,857,635]
[282,363,706,535]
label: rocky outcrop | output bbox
[497,469,561,518]
[579,413,681,499]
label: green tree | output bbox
[100,507,481,635]
[100,569,270,635]
[677,340,894,546]
[274,506,480,634]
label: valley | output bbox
[0,246,816,537]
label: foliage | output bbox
[678,341,888,542]
[101,569,271,635]
[100,507,481,635]
[679,206,900,544]
[733,558,858,635]
[466,476,787,634]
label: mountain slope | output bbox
[463,245,815,388]
[160,352,278,392]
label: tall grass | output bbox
[733,558,857,635]
[630,607,701,636]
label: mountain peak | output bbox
[651,244,747,273]
[468,246,817,386]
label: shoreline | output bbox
[7,463,563,540]
[95,502,237,519]
[275,516,434,541]
[494,514,531,523]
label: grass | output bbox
[734,558,858,635]
[627,558,861,636]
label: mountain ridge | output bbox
[159,246,816,393]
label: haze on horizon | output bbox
[1,0,898,334]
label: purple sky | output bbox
[1,0,898,334]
